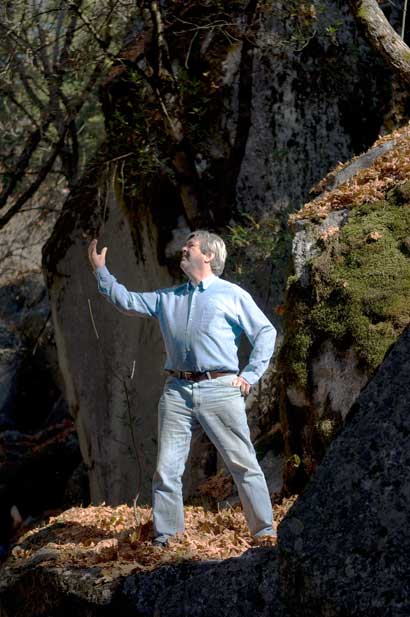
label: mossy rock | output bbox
[281,193,410,389]
[386,179,410,205]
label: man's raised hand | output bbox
[88,239,108,270]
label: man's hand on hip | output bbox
[232,375,251,396]
[88,239,107,270]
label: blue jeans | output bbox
[152,374,275,541]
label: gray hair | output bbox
[187,230,227,276]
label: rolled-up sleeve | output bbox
[235,291,276,384]
[96,265,159,318]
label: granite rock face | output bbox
[43,0,410,506]
[0,560,120,617]
[116,560,219,617]
[278,325,410,616]
[291,209,349,287]
[43,167,175,505]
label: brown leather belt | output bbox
[168,370,233,382]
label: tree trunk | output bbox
[349,0,410,86]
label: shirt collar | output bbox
[188,273,218,291]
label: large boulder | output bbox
[278,325,410,616]
[43,164,176,505]
[118,549,285,617]
[43,0,410,505]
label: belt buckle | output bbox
[182,371,193,380]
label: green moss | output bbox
[287,327,313,388]
[282,195,410,389]
[356,5,370,21]
[316,418,338,446]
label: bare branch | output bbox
[0,0,136,225]
[34,0,52,79]
[52,2,66,69]
[1,87,41,127]
[59,118,79,185]
[0,129,67,230]
[149,0,167,78]
[0,60,104,228]
[12,58,46,111]
[0,112,55,211]
[66,0,115,58]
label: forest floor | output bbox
[3,496,297,583]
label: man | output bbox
[88,230,277,546]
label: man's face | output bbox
[180,238,209,275]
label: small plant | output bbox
[227,213,281,260]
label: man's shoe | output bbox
[252,534,277,547]
[152,537,169,548]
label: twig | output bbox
[294,28,317,53]
[32,311,52,356]
[402,0,408,39]
[67,0,112,53]
[123,380,143,524]
[87,298,99,340]
[133,494,141,529]
[104,152,133,164]
[119,160,126,198]
[185,31,198,69]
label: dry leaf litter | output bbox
[3,496,296,584]
[291,123,410,222]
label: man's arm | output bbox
[88,239,159,317]
[235,290,277,388]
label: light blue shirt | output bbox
[96,266,276,384]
